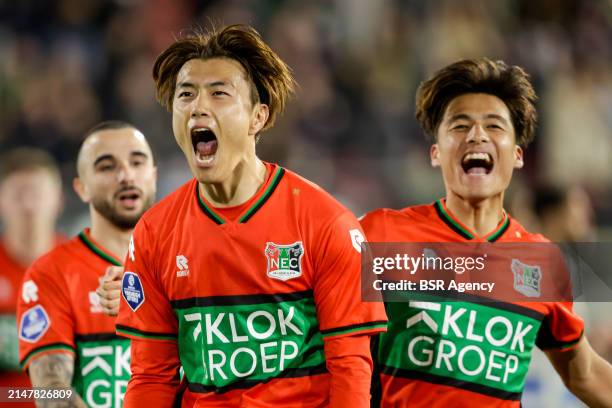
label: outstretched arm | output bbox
[28,353,87,408]
[547,335,612,408]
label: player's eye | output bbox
[452,124,469,131]
[486,124,503,130]
[177,91,193,98]
[212,90,229,96]
[97,163,115,172]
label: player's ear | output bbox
[73,177,91,203]
[430,144,441,167]
[248,103,269,137]
[513,145,524,169]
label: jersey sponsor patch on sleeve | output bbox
[122,271,145,312]
[19,305,50,343]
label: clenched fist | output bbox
[96,265,124,316]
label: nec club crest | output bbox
[511,259,542,298]
[265,242,304,281]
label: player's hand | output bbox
[96,265,124,316]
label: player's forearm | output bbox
[28,353,87,408]
[570,354,612,408]
[325,335,373,408]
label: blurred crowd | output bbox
[0,0,611,232]
[0,1,611,406]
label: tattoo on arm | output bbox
[28,353,87,408]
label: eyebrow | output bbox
[176,80,233,89]
[447,113,510,125]
[93,151,149,167]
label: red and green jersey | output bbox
[360,199,584,408]
[0,237,62,398]
[115,162,387,406]
[16,230,131,408]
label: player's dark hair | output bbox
[0,147,61,186]
[415,58,537,147]
[152,24,295,131]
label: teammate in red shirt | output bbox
[16,122,157,407]
[361,58,612,407]
[0,148,63,405]
[113,24,387,407]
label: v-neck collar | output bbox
[78,229,123,266]
[433,199,510,242]
[196,165,285,225]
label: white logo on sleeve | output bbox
[128,236,135,262]
[22,280,39,304]
[349,229,365,253]
[176,255,189,277]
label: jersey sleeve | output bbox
[115,218,178,342]
[17,259,75,371]
[536,301,584,351]
[312,210,387,339]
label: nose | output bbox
[191,94,211,118]
[117,162,136,183]
[466,124,490,144]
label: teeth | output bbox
[463,152,491,163]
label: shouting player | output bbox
[17,122,157,407]
[0,148,63,400]
[114,24,386,407]
[360,58,612,407]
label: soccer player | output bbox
[114,24,387,407]
[360,58,612,407]
[0,148,63,399]
[16,121,157,407]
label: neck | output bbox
[445,192,505,237]
[89,210,133,261]
[3,222,56,266]
[200,158,267,207]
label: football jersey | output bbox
[115,162,387,406]
[360,199,584,408]
[17,229,131,408]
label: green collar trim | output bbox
[196,166,285,225]
[78,231,122,266]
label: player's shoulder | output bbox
[281,166,352,219]
[360,203,434,226]
[26,235,83,278]
[507,217,550,243]
[139,178,197,230]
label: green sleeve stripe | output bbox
[20,343,75,369]
[556,331,584,350]
[116,325,177,341]
[321,321,387,338]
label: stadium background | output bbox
[0,0,610,406]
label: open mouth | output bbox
[116,188,142,207]
[191,128,218,165]
[461,152,493,175]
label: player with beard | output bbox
[361,58,612,407]
[16,121,157,408]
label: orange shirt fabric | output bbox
[115,162,387,407]
[360,199,584,408]
[16,230,131,408]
